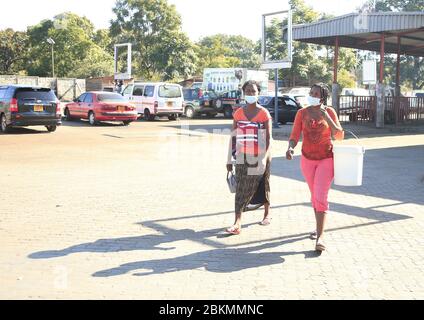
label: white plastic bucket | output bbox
[333,145,365,187]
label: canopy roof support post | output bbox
[376,33,386,128]
[332,36,340,114]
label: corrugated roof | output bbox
[292,12,424,56]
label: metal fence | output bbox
[337,95,424,125]
[337,95,376,124]
[385,96,424,124]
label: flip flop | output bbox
[260,218,272,226]
[315,238,326,252]
[225,226,241,235]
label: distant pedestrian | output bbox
[286,83,344,251]
[226,80,273,235]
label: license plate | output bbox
[204,101,209,107]
[167,102,173,108]
[118,106,125,112]
[34,105,44,112]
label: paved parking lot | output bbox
[1,118,424,299]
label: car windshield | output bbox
[258,96,272,105]
[159,85,181,98]
[97,93,126,102]
[15,88,56,101]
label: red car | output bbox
[64,91,138,126]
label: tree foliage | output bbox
[26,12,114,78]
[110,0,197,81]
[0,29,29,74]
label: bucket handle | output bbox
[345,130,360,140]
[336,130,366,154]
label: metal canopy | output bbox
[293,12,424,57]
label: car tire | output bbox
[223,106,233,119]
[46,125,57,132]
[1,114,10,134]
[144,109,155,121]
[88,111,97,126]
[185,107,195,119]
[64,108,72,121]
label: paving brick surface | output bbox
[0,119,423,299]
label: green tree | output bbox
[110,0,197,81]
[26,12,114,78]
[0,29,29,74]
[337,69,357,89]
[195,35,241,72]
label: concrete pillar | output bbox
[376,83,386,128]
[332,83,340,113]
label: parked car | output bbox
[122,82,184,121]
[64,92,138,126]
[183,88,218,118]
[287,87,311,97]
[284,94,309,108]
[232,95,302,124]
[216,89,242,118]
[0,85,62,133]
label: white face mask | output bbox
[245,95,258,104]
[308,96,322,106]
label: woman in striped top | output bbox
[226,80,273,235]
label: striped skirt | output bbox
[235,160,271,213]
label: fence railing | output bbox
[385,96,424,124]
[337,95,424,125]
[337,95,376,124]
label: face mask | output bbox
[308,96,322,106]
[245,95,258,104]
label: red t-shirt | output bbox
[289,107,344,160]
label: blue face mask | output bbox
[308,96,322,106]
[245,95,258,104]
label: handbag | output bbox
[226,171,237,194]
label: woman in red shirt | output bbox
[286,83,344,251]
[226,80,273,235]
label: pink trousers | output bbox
[300,156,334,213]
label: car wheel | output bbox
[88,111,97,126]
[64,108,72,121]
[46,125,57,132]
[185,107,195,119]
[123,121,132,126]
[144,109,155,121]
[1,114,10,133]
[223,106,233,119]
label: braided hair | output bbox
[311,83,330,106]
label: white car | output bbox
[122,82,184,121]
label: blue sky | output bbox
[0,0,367,41]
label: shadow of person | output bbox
[28,229,199,260]
[92,235,316,278]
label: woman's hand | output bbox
[227,164,233,172]
[286,148,294,161]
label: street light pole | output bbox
[51,44,55,78]
[47,38,55,78]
